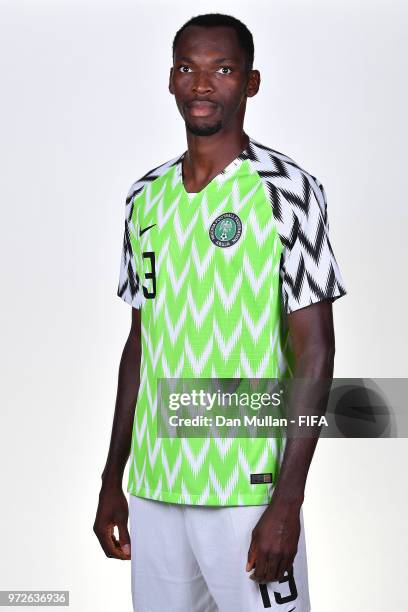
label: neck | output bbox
[182,125,249,192]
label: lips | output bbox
[186,100,218,117]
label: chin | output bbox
[185,121,223,137]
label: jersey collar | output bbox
[174,137,254,194]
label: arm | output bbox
[93,307,141,560]
[246,299,335,582]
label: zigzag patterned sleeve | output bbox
[279,179,347,314]
[117,185,144,309]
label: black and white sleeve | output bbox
[279,178,347,314]
[117,186,144,309]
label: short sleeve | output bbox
[117,187,144,309]
[280,180,347,314]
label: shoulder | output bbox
[247,138,327,220]
[125,153,183,205]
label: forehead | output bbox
[174,25,245,62]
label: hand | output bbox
[93,484,131,560]
[246,501,301,583]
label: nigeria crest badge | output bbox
[209,213,242,248]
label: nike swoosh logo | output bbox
[139,224,156,236]
[288,608,296,611]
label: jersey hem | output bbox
[117,289,143,309]
[287,285,347,314]
[127,486,272,506]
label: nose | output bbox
[192,70,214,95]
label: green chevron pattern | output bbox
[126,158,293,506]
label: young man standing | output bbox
[94,13,346,612]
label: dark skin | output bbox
[93,308,141,561]
[168,25,260,192]
[94,24,336,584]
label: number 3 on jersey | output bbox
[142,251,156,299]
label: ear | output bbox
[246,69,260,98]
[169,67,174,95]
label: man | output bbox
[93,13,346,612]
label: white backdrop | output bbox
[1,0,407,610]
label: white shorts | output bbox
[129,494,310,612]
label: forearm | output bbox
[100,333,141,489]
[271,343,335,507]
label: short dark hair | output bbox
[172,13,254,71]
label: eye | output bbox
[178,65,193,73]
[216,66,232,74]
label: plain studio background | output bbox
[1,0,407,610]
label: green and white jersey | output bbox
[117,137,346,506]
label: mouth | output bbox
[185,100,218,117]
